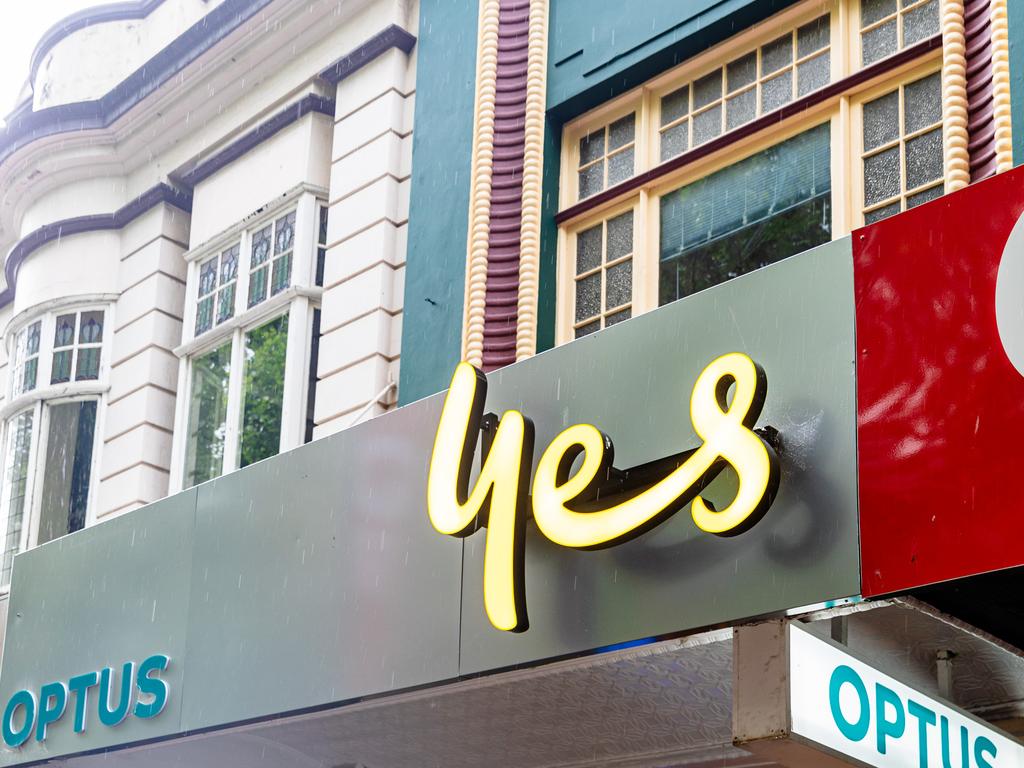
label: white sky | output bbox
[0,2,103,121]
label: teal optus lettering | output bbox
[2,690,35,748]
[975,736,998,768]
[0,654,169,746]
[829,665,870,741]
[908,699,937,768]
[875,683,906,754]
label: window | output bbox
[557,0,949,344]
[860,72,943,223]
[0,410,34,585]
[11,321,40,396]
[37,401,95,545]
[176,194,326,489]
[51,310,104,384]
[860,0,940,66]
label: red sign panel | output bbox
[856,168,1024,597]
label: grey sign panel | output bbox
[179,401,463,730]
[458,240,860,673]
[0,490,197,766]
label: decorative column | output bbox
[942,0,971,192]
[991,0,1014,172]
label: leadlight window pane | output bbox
[22,360,37,393]
[608,114,635,150]
[864,91,900,151]
[79,312,103,344]
[905,128,944,190]
[51,351,72,385]
[576,225,602,274]
[661,86,690,126]
[762,34,793,75]
[797,52,831,97]
[239,315,289,469]
[316,205,329,287]
[762,71,793,112]
[216,285,235,324]
[274,213,296,256]
[25,323,39,356]
[271,253,292,295]
[38,401,95,546]
[862,19,897,65]
[693,104,723,146]
[54,314,75,348]
[797,15,830,57]
[903,0,939,46]
[184,341,231,488]
[196,296,214,335]
[199,259,217,297]
[727,53,757,91]
[76,348,100,381]
[248,268,269,308]
[904,72,942,133]
[659,124,831,304]
[1,410,34,585]
[251,226,272,267]
[693,71,723,109]
[220,246,239,284]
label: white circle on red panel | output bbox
[997,211,1024,377]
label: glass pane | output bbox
[727,53,757,92]
[660,121,689,162]
[693,70,723,109]
[251,226,272,267]
[75,348,100,381]
[575,273,601,323]
[184,342,232,488]
[864,146,901,206]
[574,321,600,339]
[863,91,900,151]
[220,245,239,284]
[318,205,329,246]
[78,311,103,344]
[797,52,831,97]
[271,253,293,295]
[216,284,235,324]
[762,34,793,75]
[905,128,944,190]
[605,308,631,327]
[54,314,76,348]
[798,15,831,57]
[862,0,897,27]
[274,212,296,256]
[907,183,943,209]
[51,350,72,385]
[606,211,634,261]
[762,71,793,112]
[578,161,604,199]
[579,129,605,165]
[659,124,832,304]
[195,296,214,335]
[606,260,632,309]
[248,266,269,308]
[576,225,602,274]
[661,86,690,126]
[903,0,939,46]
[865,201,901,224]
[607,148,634,186]
[608,114,635,150]
[693,104,723,146]
[862,19,898,65]
[25,322,40,356]
[904,73,942,134]
[239,315,289,469]
[38,401,96,546]
[198,258,217,297]
[727,89,757,130]
[22,359,37,394]
[1,411,34,585]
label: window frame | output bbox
[169,187,327,492]
[555,0,946,345]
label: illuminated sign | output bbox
[2,654,169,748]
[428,352,779,632]
[789,626,1024,768]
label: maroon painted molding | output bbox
[482,0,531,371]
[965,0,998,182]
[0,184,192,308]
[555,34,943,226]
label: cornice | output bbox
[29,0,167,84]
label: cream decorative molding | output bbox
[516,0,549,363]
[991,0,1013,173]
[461,0,501,368]
[941,0,971,192]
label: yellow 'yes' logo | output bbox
[427,352,780,633]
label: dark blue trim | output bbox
[174,94,336,188]
[0,184,193,309]
[29,0,165,83]
[318,24,417,84]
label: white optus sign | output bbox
[789,625,1024,768]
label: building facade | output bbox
[0,0,1023,766]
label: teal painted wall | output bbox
[1011,0,1024,166]
[398,0,479,405]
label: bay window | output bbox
[556,0,946,344]
[173,188,326,490]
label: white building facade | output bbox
[0,0,415,632]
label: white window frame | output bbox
[169,185,326,492]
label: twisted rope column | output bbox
[941,0,971,192]
[990,0,1013,172]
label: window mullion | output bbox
[291,194,317,289]
[23,401,45,551]
[237,231,252,317]
[223,329,245,473]
[279,297,310,453]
